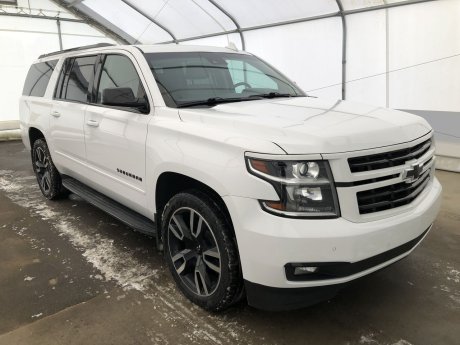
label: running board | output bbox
[62,175,156,236]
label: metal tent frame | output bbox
[1,0,438,100]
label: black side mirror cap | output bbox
[102,87,149,113]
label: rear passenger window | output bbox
[22,60,58,97]
[57,55,97,103]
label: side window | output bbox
[96,54,148,111]
[54,58,71,99]
[22,60,58,97]
[60,55,97,103]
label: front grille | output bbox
[348,138,432,173]
[357,169,431,214]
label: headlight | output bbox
[246,158,340,218]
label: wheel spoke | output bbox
[171,249,194,275]
[190,209,203,238]
[173,214,193,240]
[190,209,194,235]
[44,171,51,191]
[169,215,185,240]
[194,257,210,295]
[35,148,42,163]
[202,248,221,274]
[40,174,47,191]
[39,171,51,192]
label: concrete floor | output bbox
[0,140,458,345]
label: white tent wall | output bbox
[388,0,460,171]
[344,9,387,107]
[0,0,115,125]
[243,18,343,100]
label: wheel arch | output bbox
[155,171,234,234]
[29,127,45,147]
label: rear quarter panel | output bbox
[19,57,63,151]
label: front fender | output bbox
[145,115,284,212]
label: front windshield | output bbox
[145,52,305,108]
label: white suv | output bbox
[19,43,442,311]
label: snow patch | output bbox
[360,333,378,344]
[0,176,23,193]
[55,220,157,291]
[0,171,158,292]
[392,340,413,345]
[446,267,460,284]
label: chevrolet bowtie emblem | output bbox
[403,162,424,183]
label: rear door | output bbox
[49,55,98,175]
[83,53,151,214]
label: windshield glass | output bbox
[145,52,305,108]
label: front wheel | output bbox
[32,139,67,200]
[162,191,243,311]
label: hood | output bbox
[178,97,431,154]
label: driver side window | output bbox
[96,54,148,112]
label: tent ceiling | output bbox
[57,0,433,46]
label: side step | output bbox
[62,175,156,236]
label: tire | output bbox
[161,191,243,312]
[32,139,67,200]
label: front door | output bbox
[84,53,151,214]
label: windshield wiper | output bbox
[176,93,303,108]
[177,97,257,108]
[248,92,300,99]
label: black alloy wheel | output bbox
[162,191,243,311]
[32,139,66,199]
[168,207,222,296]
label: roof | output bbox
[136,44,249,54]
[38,43,248,61]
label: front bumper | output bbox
[244,225,430,311]
[223,177,442,309]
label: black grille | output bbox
[357,169,431,214]
[348,138,432,173]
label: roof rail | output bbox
[38,43,116,59]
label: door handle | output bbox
[86,119,100,127]
[50,111,61,117]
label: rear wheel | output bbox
[162,191,243,311]
[32,139,67,200]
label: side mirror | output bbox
[101,87,149,113]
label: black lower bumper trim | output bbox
[245,280,340,311]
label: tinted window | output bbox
[145,52,303,107]
[62,56,97,103]
[54,58,72,100]
[96,55,147,107]
[22,60,58,97]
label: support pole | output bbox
[56,18,63,50]
[121,0,178,44]
[336,0,347,101]
[208,0,245,50]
